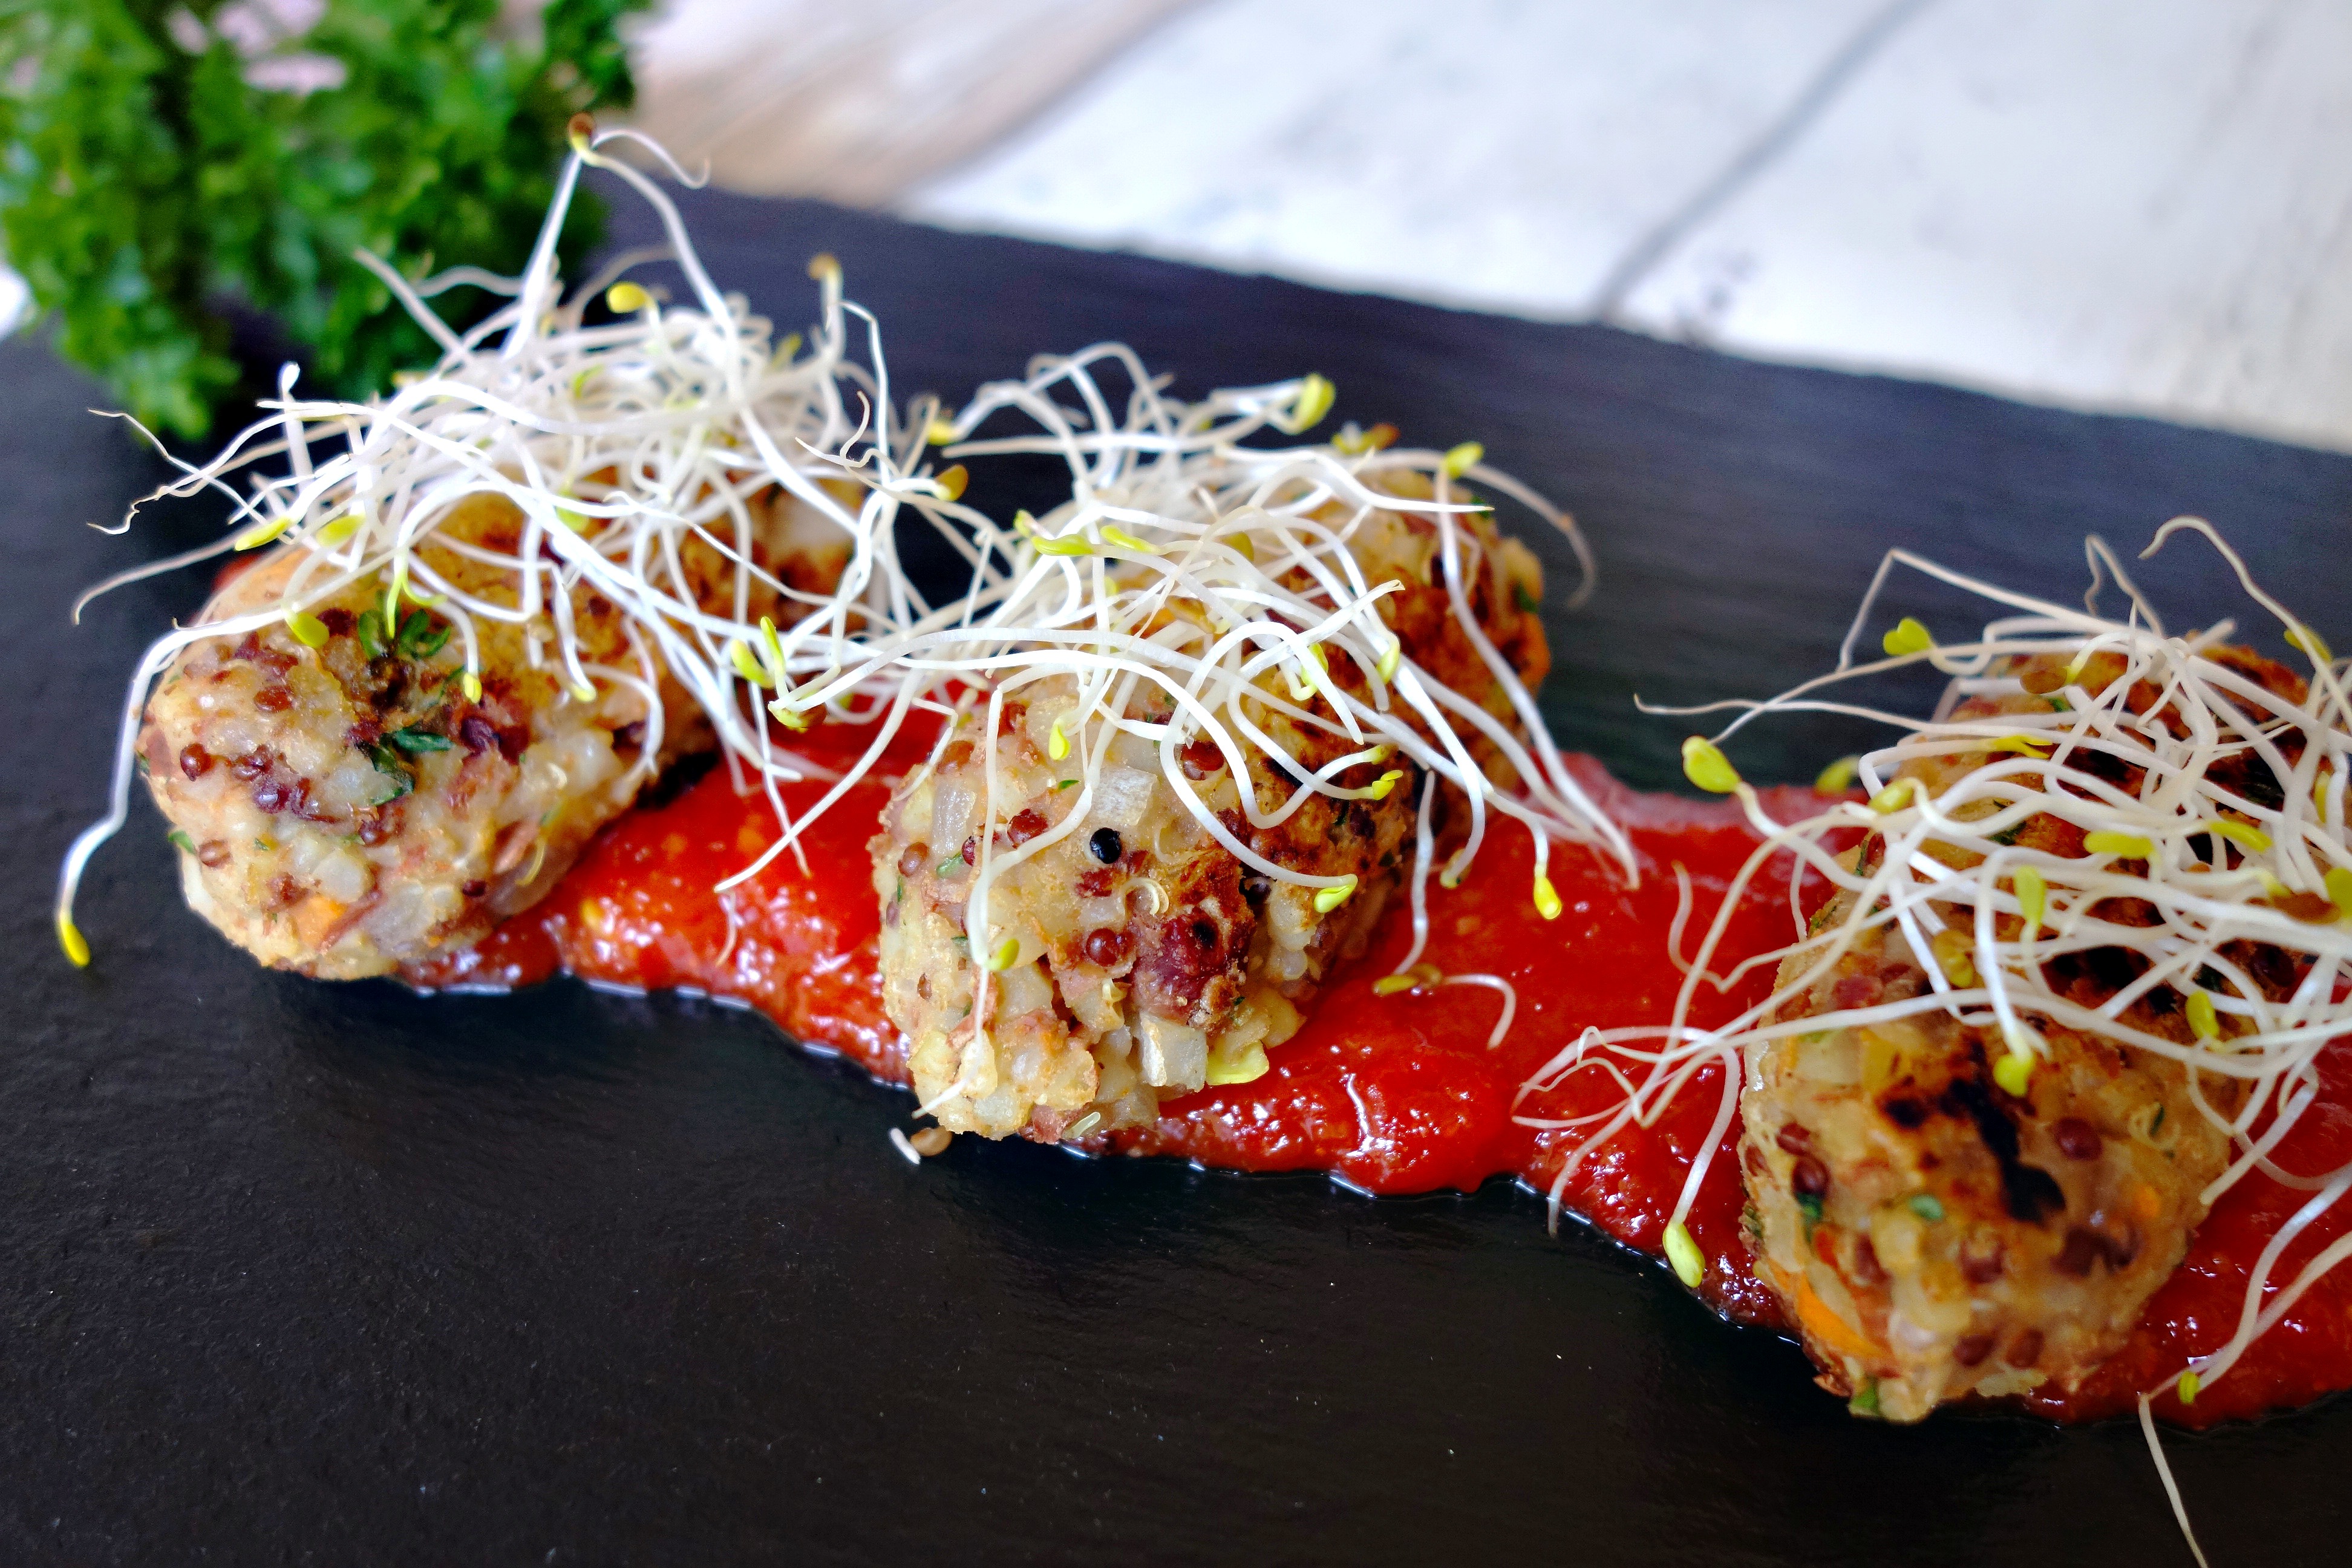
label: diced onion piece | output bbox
[1204,1036,1270,1086]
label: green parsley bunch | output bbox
[0,0,649,439]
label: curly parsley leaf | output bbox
[0,0,650,439]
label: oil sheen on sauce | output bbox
[412,730,2352,1431]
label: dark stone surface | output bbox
[5,175,2349,1565]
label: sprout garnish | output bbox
[56,123,983,961]
[1515,526,2351,1426]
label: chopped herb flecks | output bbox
[361,741,416,800]
[396,609,453,658]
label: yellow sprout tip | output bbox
[926,419,956,446]
[1985,734,2051,757]
[807,252,840,281]
[757,613,788,675]
[2178,1371,2201,1405]
[232,516,289,550]
[2203,818,2272,853]
[460,670,482,704]
[286,610,330,649]
[1533,874,1563,921]
[1102,526,1158,555]
[1367,769,1404,801]
[1814,755,1859,794]
[1662,1220,1704,1289]
[1867,780,1918,815]
[1930,927,1978,988]
[571,680,596,704]
[1292,373,1334,430]
[934,464,969,503]
[2327,866,2352,921]
[2015,866,2048,927]
[1992,1051,2035,1097]
[1882,616,1933,658]
[2186,990,2220,1040]
[2082,831,2153,860]
[768,699,809,732]
[57,912,90,969]
[1047,722,1070,762]
[987,936,1022,972]
[1377,644,1403,683]
[1681,736,1741,794]
[1313,875,1359,915]
[1372,973,1417,997]
[1442,441,1484,479]
[2288,625,2334,666]
[728,639,773,689]
[604,282,651,314]
[318,514,359,545]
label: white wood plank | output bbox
[901,0,1889,316]
[627,0,1198,206]
[1617,0,2352,451]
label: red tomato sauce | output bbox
[410,740,2352,1429]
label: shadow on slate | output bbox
[3,172,2350,1567]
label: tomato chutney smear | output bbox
[410,748,2352,1428]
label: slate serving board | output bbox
[8,176,2351,1566]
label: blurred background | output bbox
[6,0,2348,450]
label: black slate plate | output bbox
[9,178,2352,1567]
